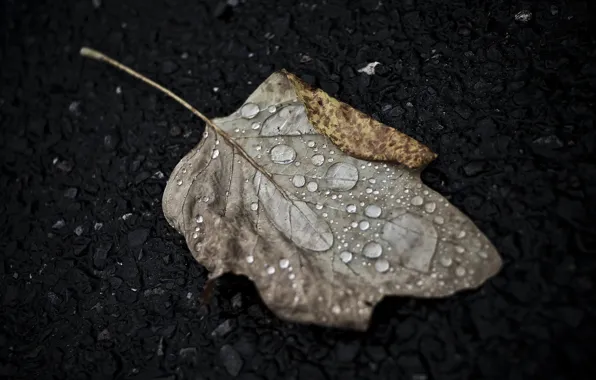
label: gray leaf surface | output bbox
[162,72,502,330]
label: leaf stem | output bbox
[79,47,282,195]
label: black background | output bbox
[1,0,595,379]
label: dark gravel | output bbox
[1,0,596,379]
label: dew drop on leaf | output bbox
[362,242,382,258]
[270,144,296,164]
[410,195,424,206]
[346,204,357,213]
[359,220,370,231]
[311,154,325,166]
[240,103,260,119]
[375,258,390,273]
[307,181,319,192]
[364,205,382,218]
[292,175,306,187]
[339,251,353,263]
[279,258,290,268]
[440,256,453,267]
[424,202,436,213]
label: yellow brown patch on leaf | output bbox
[283,70,437,169]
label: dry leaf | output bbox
[284,70,437,169]
[80,48,501,331]
[162,72,502,330]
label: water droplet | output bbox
[368,178,376,184]
[289,273,296,280]
[176,180,183,186]
[424,202,436,213]
[279,259,290,268]
[434,216,445,225]
[270,144,296,164]
[260,105,314,136]
[251,122,261,130]
[211,149,220,159]
[324,162,359,191]
[477,251,488,259]
[240,103,260,118]
[410,196,424,206]
[192,232,199,239]
[364,205,382,218]
[457,231,466,239]
[307,181,318,192]
[365,188,373,194]
[202,131,209,138]
[455,245,465,254]
[375,258,390,273]
[331,305,341,314]
[268,105,277,113]
[351,222,358,228]
[346,204,357,213]
[455,266,466,277]
[196,216,204,223]
[292,175,306,187]
[266,266,275,275]
[440,256,453,267]
[359,220,370,230]
[246,255,254,263]
[315,203,323,210]
[311,154,325,166]
[339,251,353,263]
[307,141,315,148]
[250,202,259,211]
[362,242,382,258]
